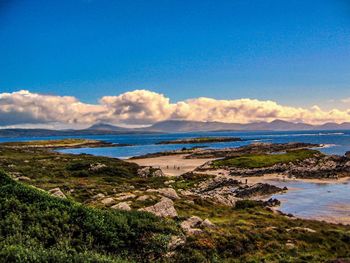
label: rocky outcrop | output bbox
[115,193,136,201]
[101,197,116,206]
[345,151,350,159]
[146,188,180,200]
[48,187,66,199]
[139,197,177,218]
[111,202,131,211]
[180,216,216,236]
[187,176,284,206]
[234,183,286,198]
[137,167,165,178]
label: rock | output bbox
[101,197,116,206]
[92,193,105,199]
[137,167,165,178]
[181,216,203,235]
[48,187,66,199]
[140,197,177,218]
[168,235,186,250]
[157,188,180,200]
[286,240,295,249]
[164,180,175,185]
[200,219,215,228]
[115,193,136,201]
[136,195,151,201]
[264,198,281,207]
[234,183,284,198]
[345,151,350,159]
[111,202,131,211]
[17,176,31,182]
[288,227,316,233]
[89,163,107,171]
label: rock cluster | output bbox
[180,216,215,235]
[188,176,285,206]
[137,166,165,177]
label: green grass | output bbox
[212,149,320,169]
[0,170,178,262]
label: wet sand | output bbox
[126,154,215,176]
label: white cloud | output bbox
[0,89,350,127]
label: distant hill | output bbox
[146,120,322,132]
[87,123,129,131]
[1,120,350,137]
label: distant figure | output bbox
[178,167,180,170]
[166,165,169,169]
[174,165,176,169]
[245,179,248,184]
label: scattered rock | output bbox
[164,180,175,185]
[16,176,31,182]
[157,188,180,200]
[234,183,285,198]
[288,227,316,233]
[137,166,165,178]
[48,187,66,199]
[92,193,105,199]
[101,197,116,206]
[111,202,131,211]
[181,216,204,235]
[264,198,281,207]
[136,195,151,201]
[200,218,215,228]
[115,193,136,201]
[168,235,186,250]
[140,197,177,218]
[89,163,107,171]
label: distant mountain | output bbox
[1,120,350,137]
[146,120,349,132]
[87,123,129,132]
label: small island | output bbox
[0,138,131,149]
[156,136,242,145]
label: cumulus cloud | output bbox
[0,89,350,127]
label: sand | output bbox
[126,154,215,176]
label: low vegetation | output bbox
[212,149,320,169]
[0,170,178,262]
[1,140,350,262]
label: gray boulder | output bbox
[139,197,177,218]
[48,187,66,199]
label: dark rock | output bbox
[234,183,284,198]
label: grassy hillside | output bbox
[0,170,178,263]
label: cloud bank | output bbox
[1,89,350,127]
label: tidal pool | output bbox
[269,179,350,224]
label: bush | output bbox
[0,170,178,262]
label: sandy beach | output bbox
[126,154,215,176]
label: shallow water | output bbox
[269,179,350,224]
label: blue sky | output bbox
[0,0,350,108]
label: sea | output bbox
[1,129,350,224]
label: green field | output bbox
[212,149,320,169]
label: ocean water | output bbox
[1,130,350,223]
[40,130,350,158]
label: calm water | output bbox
[1,130,350,223]
[25,130,350,158]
